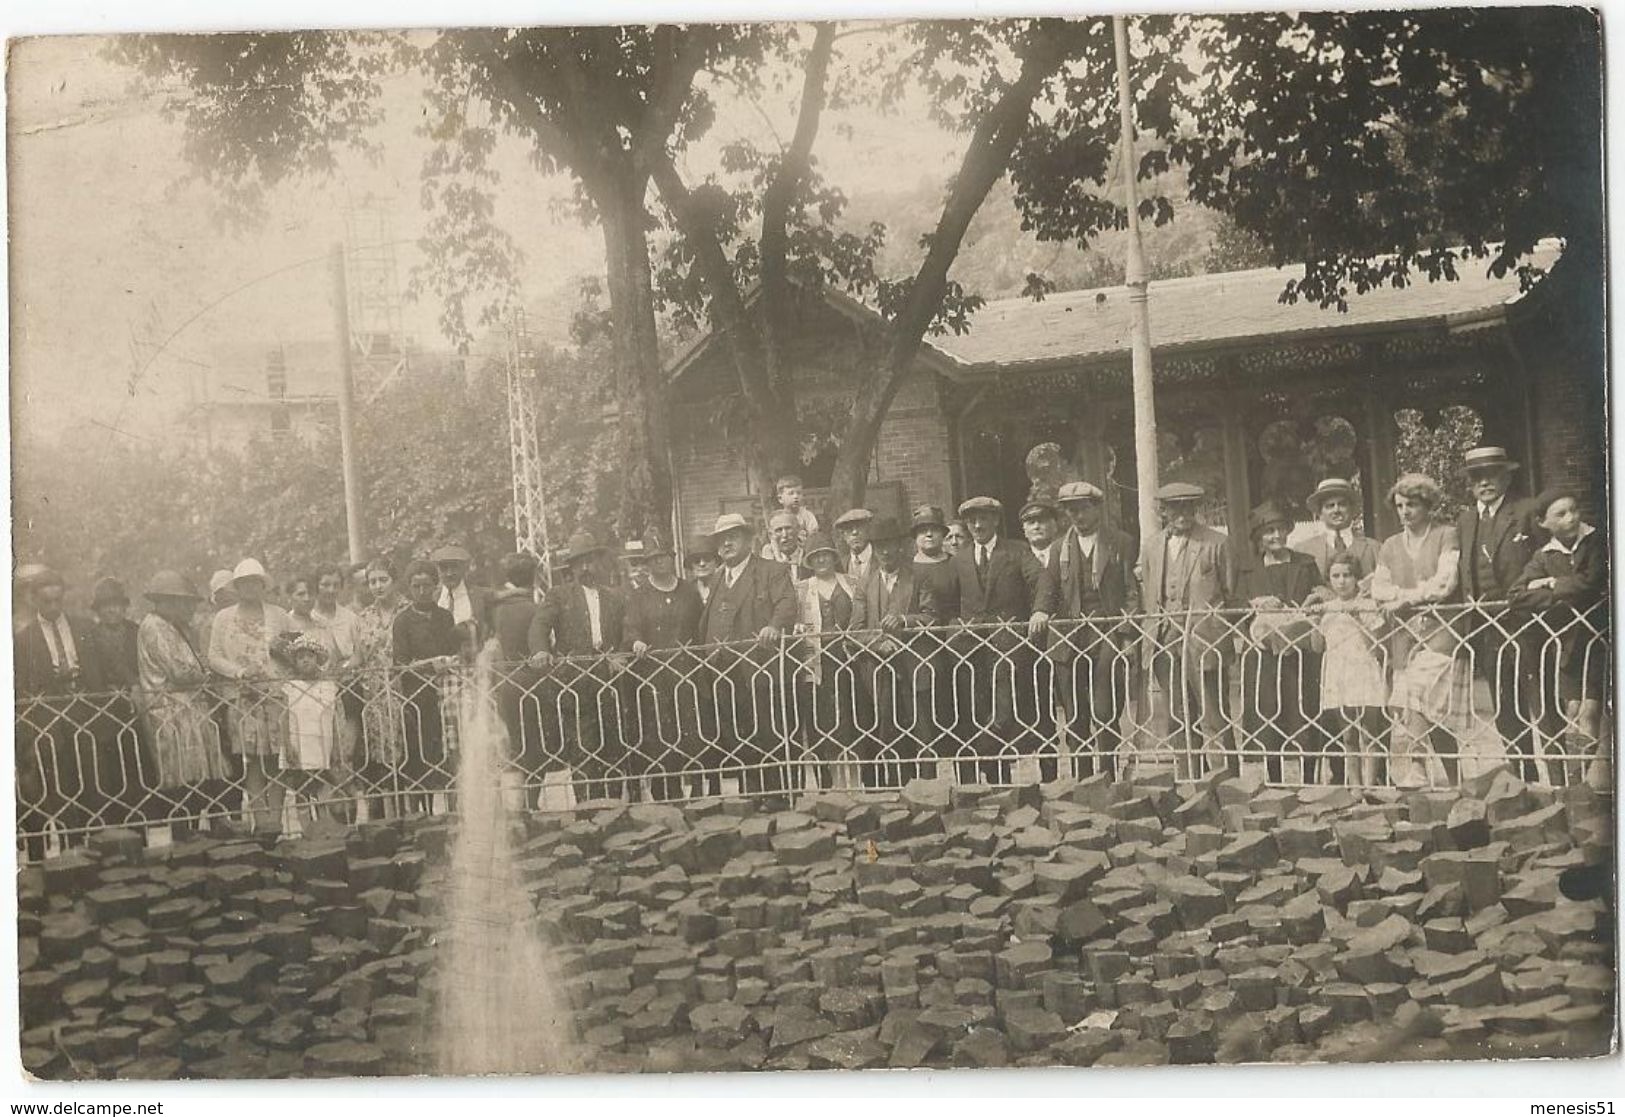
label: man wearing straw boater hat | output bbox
[1029,480,1141,779]
[1455,445,1545,780]
[1301,477,1381,583]
[699,512,798,795]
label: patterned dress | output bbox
[353,598,409,766]
[137,613,230,787]
[207,603,295,758]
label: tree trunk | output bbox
[598,178,674,544]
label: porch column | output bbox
[1217,378,1253,560]
[1362,345,1400,538]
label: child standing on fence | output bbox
[1511,489,1610,787]
[1312,553,1389,786]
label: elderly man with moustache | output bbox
[922,495,1033,785]
[699,513,798,795]
[1029,481,1141,779]
[1140,482,1238,779]
[760,509,807,581]
[1455,446,1545,781]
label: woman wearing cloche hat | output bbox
[137,571,231,832]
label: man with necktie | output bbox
[15,568,111,851]
[528,531,628,801]
[698,513,798,795]
[835,508,878,587]
[1138,482,1238,779]
[922,495,1033,784]
[1300,477,1382,584]
[1016,500,1063,773]
[1455,446,1544,780]
[433,543,492,658]
[852,517,929,786]
[1029,481,1141,779]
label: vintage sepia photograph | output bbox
[6,6,1614,1085]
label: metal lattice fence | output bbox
[14,603,1611,858]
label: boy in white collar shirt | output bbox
[1511,489,1608,786]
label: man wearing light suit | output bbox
[1030,481,1141,779]
[1139,482,1237,778]
[1299,477,1382,584]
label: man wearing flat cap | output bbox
[528,531,628,801]
[1455,445,1544,779]
[1016,500,1063,771]
[432,543,492,655]
[1139,482,1238,778]
[835,508,878,586]
[700,512,798,794]
[1301,478,1381,583]
[923,495,1033,783]
[851,516,932,786]
[1029,480,1141,779]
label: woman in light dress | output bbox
[136,571,231,835]
[794,533,865,789]
[1370,474,1474,786]
[353,557,410,817]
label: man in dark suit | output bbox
[1455,445,1545,780]
[1030,481,1140,779]
[922,495,1033,784]
[853,517,929,787]
[527,532,628,801]
[699,513,798,794]
[15,569,111,853]
[434,543,494,658]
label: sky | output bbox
[7,27,967,448]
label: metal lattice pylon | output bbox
[343,195,410,401]
[506,310,552,589]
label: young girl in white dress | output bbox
[1313,553,1390,786]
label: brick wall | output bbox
[872,372,953,516]
[1516,314,1608,519]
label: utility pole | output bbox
[1114,15,1161,549]
[330,243,367,564]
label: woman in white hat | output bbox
[207,558,296,832]
[794,532,865,789]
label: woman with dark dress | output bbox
[624,544,703,800]
[87,576,155,824]
[393,559,460,815]
[1236,502,1326,784]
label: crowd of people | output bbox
[12,448,1610,852]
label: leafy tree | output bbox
[12,337,615,599]
[655,19,1116,513]
[1002,10,1603,314]
[110,28,769,540]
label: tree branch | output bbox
[759,23,838,385]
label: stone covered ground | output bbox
[17,765,1616,1079]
